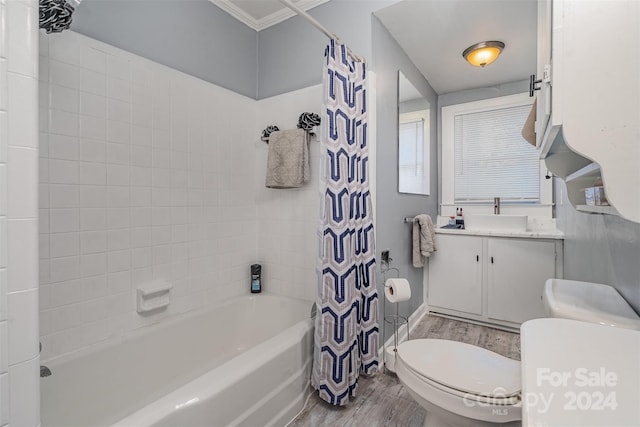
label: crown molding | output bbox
[209,0,329,31]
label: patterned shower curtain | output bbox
[311,39,379,406]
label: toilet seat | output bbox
[397,339,521,399]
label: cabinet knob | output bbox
[491,256,494,264]
[476,255,479,262]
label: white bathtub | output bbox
[41,294,314,427]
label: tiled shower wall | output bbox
[39,31,258,361]
[1,0,41,425]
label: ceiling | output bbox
[375,0,537,94]
[211,0,537,95]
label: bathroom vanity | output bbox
[426,228,563,331]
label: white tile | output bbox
[7,289,39,364]
[49,29,80,66]
[79,115,106,140]
[107,98,131,123]
[107,249,130,273]
[106,142,129,165]
[79,162,106,185]
[49,279,84,306]
[79,252,106,278]
[48,255,79,283]
[0,270,6,321]
[49,109,79,137]
[130,145,151,167]
[130,227,151,248]
[49,232,79,258]
[49,208,79,233]
[80,45,106,74]
[39,234,49,259]
[83,275,108,300]
[131,125,152,146]
[106,207,129,229]
[132,102,152,127]
[80,68,105,96]
[107,229,129,251]
[131,247,152,268]
[151,168,171,188]
[0,165,5,217]
[50,83,78,113]
[0,111,7,162]
[79,230,106,254]
[107,77,131,102]
[7,218,38,292]
[50,303,84,331]
[79,185,107,208]
[49,134,79,160]
[106,55,131,81]
[0,3,6,59]
[39,208,49,234]
[8,357,40,427]
[79,138,106,162]
[107,271,130,294]
[79,208,106,231]
[7,73,38,147]
[49,59,79,89]
[152,148,171,169]
[49,184,78,208]
[6,0,37,77]
[0,322,6,372]
[7,147,38,218]
[49,158,78,184]
[130,207,151,227]
[107,186,129,207]
[130,167,151,187]
[106,164,129,187]
[107,120,130,144]
[0,59,7,112]
[0,372,8,425]
[79,91,106,118]
[151,129,170,149]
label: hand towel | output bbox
[412,214,436,268]
[265,129,310,189]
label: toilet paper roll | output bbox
[384,278,411,303]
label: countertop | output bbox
[434,227,565,240]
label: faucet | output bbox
[494,197,501,215]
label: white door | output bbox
[428,235,483,315]
[487,238,556,324]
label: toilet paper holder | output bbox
[382,267,409,373]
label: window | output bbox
[442,93,551,215]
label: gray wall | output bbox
[257,0,398,99]
[71,0,258,98]
[555,180,640,313]
[372,16,438,327]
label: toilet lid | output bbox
[397,339,521,398]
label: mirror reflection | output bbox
[398,71,430,195]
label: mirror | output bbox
[398,71,430,195]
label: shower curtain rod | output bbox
[277,0,364,62]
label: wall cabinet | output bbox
[536,0,640,223]
[427,234,563,329]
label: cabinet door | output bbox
[428,235,483,315]
[487,238,556,324]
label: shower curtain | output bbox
[311,39,379,406]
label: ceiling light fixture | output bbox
[462,41,505,67]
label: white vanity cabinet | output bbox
[427,233,563,329]
[536,0,640,223]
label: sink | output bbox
[543,278,640,330]
[463,214,527,232]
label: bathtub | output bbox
[41,294,314,427]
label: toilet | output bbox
[396,339,521,427]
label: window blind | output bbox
[454,105,539,202]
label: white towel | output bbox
[412,214,436,268]
[265,129,310,189]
